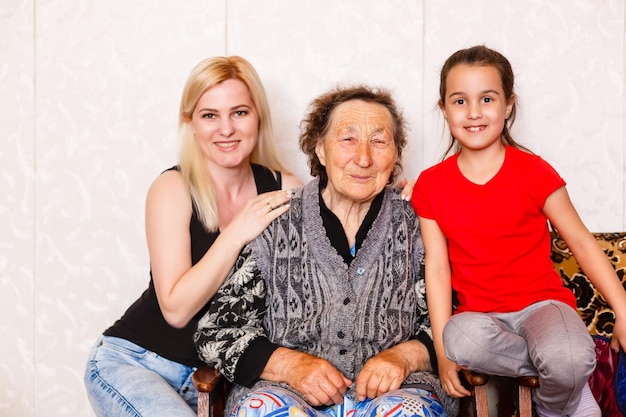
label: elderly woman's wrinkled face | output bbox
[315,100,397,204]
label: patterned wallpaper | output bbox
[1,0,624,415]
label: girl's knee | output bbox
[443,313,499,364]
[537,347,595,391]
[535,337,595,383]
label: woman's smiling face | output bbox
[190,78,259,169]
[315,99,397,204]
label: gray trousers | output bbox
[443,300,596,415]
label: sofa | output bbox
[550,230,626,416]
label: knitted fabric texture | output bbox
[195,178,458,416]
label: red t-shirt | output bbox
[412,146,576,313]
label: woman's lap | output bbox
[231,385,447,417]
[84,335,197,417]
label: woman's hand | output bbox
[355,340,430,400]
[263,348,352,406]
[438,357,471,398]
[221,189,292,247]
[355,351,408,401]
[146,171,293,328]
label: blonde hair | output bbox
[178,56,285,231]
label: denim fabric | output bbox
[84,335,198,417]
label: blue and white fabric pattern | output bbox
[230,386,447,417]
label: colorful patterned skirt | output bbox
[231,386,447,417]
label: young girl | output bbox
[411,45,626,417]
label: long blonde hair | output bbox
[178,56,285,231]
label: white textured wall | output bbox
[1,1,624,416]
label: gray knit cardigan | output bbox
[195,178,458,416]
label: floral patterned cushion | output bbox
[550,231,626,338]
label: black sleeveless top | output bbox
[104,164,281,367]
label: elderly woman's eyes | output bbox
[371,138,391,147]
[337,137,391,147]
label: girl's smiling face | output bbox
[440,64,514,153]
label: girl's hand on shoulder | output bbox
[439,357,471,398]
[395,177,416,201]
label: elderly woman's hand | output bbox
[263,347,352,406]
[355,340,431,401]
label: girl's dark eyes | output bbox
[452,97,493,105]
[201,113,216,119]
[234,110,248,117]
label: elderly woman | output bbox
[195,85,458,417]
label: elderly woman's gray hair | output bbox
[298,85,408,185]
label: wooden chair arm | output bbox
[458,369,539,388]
[459,369,489,386]
[515,375,540,388]
[193,366,223,393]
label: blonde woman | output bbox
[84,56,302,417]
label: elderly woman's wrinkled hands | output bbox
[355,339,430,401]
[223,189,292,246]
[355,352,407,401]
[267,348,352,406]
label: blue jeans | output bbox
[84,335,198,417]
[231,386,447,417]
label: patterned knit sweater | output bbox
[195,178,458,416]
